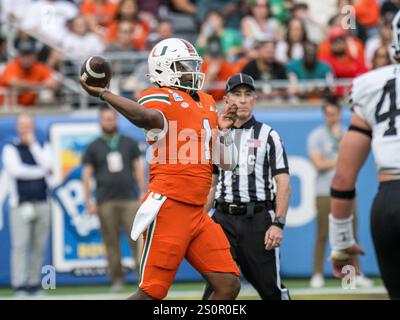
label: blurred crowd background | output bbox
[0,0,399,110]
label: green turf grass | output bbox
[0,277,385,299]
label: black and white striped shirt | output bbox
[215,116,289,203]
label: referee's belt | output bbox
[216,201,273,217]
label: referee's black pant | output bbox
[202,202,290,300]
[371,180,400,299]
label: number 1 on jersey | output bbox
[203,119,212,160]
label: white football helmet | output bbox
[148,38,205,91]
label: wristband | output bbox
[329,214,355,251]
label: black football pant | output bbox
[202,206,290,300]
[371,180,400,299]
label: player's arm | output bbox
[80,80,164,131]
[265,130,290,250]
[274,173,291,220]
[331,114,372,219]
[329,113,372,277]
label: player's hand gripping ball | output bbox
[80,56,112,88]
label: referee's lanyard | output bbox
[103,134,124,173]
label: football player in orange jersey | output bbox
[80,38,241,300]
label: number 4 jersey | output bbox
[350,64,400,175]
[138,86,218,206]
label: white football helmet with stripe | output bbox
[148,38,205,91]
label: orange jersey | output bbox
[202,58,236,102]
[80,1,118,28]
[0,59,53,106]
[138,87,218,206]
[107,20,150,50]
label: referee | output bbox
[203,73,291,300]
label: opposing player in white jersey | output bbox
[329,11,400,299]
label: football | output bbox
[80,56,112,88]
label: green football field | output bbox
[0,278,388,300]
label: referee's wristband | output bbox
[272,221,285,230]
[99,89,109,101]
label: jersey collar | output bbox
[234,116,256,129]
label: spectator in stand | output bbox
[268,0,292,24]
[287,41,334,98]
[62,15,105,62]
[292,1,332,44]
[319,27,368,79]
[156,19,174,39]
[145,18,175,49]
[197,10,243,62]
[136,0,198,40]
[136,0,171,17]
[333,0,368,42]
[105,21,137,95]
[276,17,308,64]
[201,35,236,102]
[319,16,365,62]
[106,21,136,53]
[169,0,197,15]
[1,0,33,25]
[129,19,175,96]
[194,0,244,30]
[20,0,79,46]
[241,0,283,49]
[0,39,59,107]
[287,41,333,80]
[18,0,78,67]
[242,38,287,81]
[371,46,392,69]
[380,0,400,17]
[136,0,171,29]
[365,15,395,68]
[353,0,381,38]
[241,38,287,98]
[81,0,118,38]
[107,0,150,51]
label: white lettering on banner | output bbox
[0,170,10,231]
[286,156,317,227]
[55,180,99,237]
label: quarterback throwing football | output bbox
[80,38,240,300]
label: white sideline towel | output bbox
[130,192,167,241]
